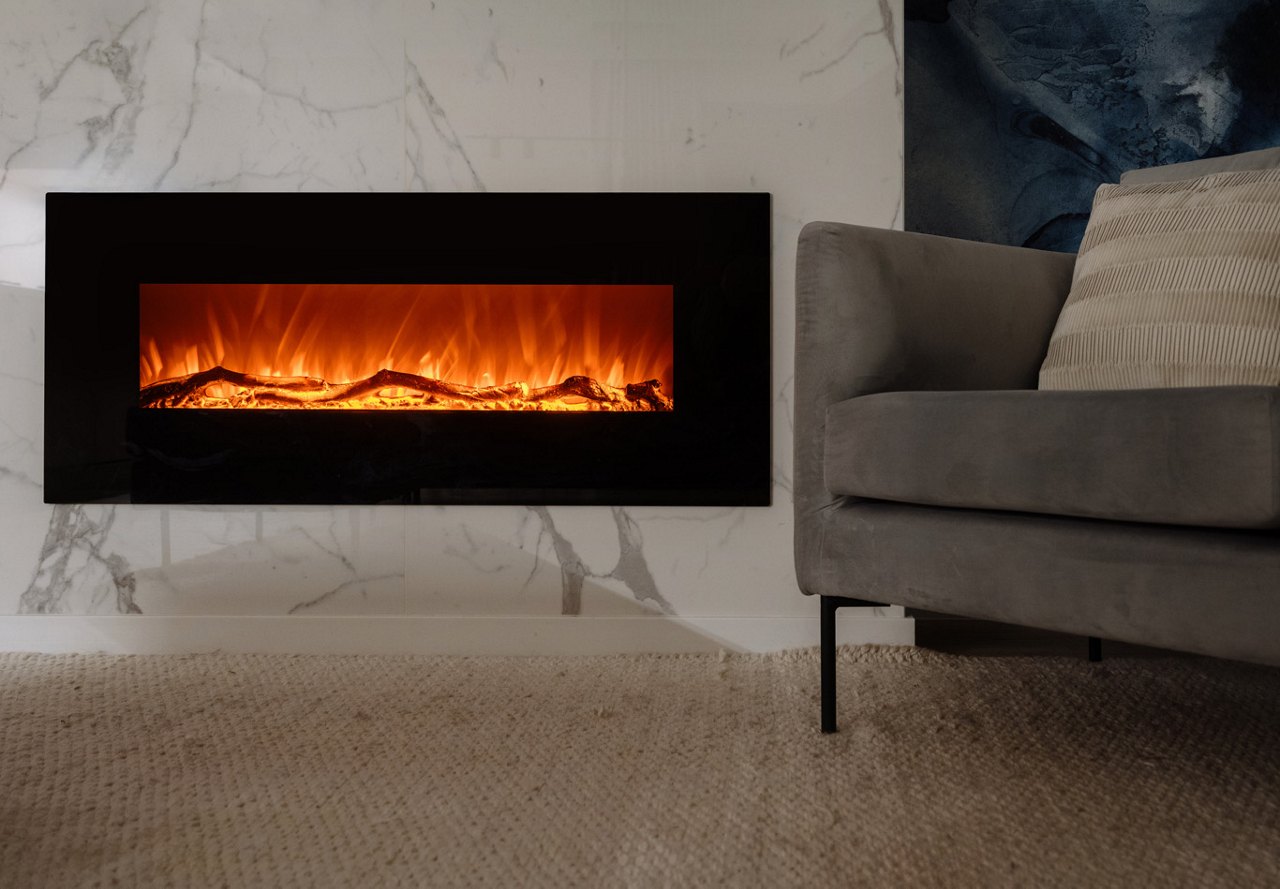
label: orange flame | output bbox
[139,283,674,409]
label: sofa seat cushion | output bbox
[824,387,1280,529]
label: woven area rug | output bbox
[1,646,1278,887]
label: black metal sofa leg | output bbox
[821,596,838,733]
[1088,636,1103,662]
[821,595,882,733]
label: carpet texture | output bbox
[1,646,1278,887]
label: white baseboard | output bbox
[0,612,914,656]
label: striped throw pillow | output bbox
[1038,168,1280,390]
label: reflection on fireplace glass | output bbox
[139,283,675,412]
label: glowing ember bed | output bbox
[45,193,770,506]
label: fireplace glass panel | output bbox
[45,192,769,506]
[139,283,675,412]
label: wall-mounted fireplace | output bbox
[45,193,770,506]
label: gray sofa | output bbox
[795,148,1280,732]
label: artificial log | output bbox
[623,379,673,411]
[139,366,673,411]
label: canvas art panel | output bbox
[905,0,1280,251]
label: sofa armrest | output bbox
[793,222,1076,594]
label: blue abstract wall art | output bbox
[905,0,1280,251]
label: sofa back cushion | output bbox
[1118,146,1280,185]
[1038,167,1280,390]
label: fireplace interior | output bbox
[45,193,770,506]
[138,283,675,413]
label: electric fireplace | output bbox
[45,192,770,505]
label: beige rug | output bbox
[1,646,1278,887]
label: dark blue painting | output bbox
[904,0,1280,252]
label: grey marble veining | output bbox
[21,505,140,615]
[529,506,589,614]
[773,373,797,496]
[880,0,905,229]
[0,0,405,287]
[606,508,669,613]
[0,358,41,493]
[877,0,902,101]
[284,526,404,615]
[529,507,671,616]
[30,8,149,174]
[799,0,898,85]
[406,59,488,192]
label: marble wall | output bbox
[0,0,902,637]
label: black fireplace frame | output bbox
[44,192,771,506]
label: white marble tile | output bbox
[0,287,43,493]
[404,0,899,198]
[624,506,808,617]
[132,506,405,615]
[0,1,204,288]
[20,505,162,614]
[0,0,405,289]
[404,505,669,617]
[0,285,55,612]
[404,1,605,192]
[16,503,409,617]
[405,506,563,616]
[0,0,904,627]
[160,508,261,565]
[158,0,404,193]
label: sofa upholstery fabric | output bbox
[825,387,1280,529]
[792,222,1076,597]
[819,501,1280,666]
[795,148,1280,669]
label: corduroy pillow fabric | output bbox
[1038,168,1280,389]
